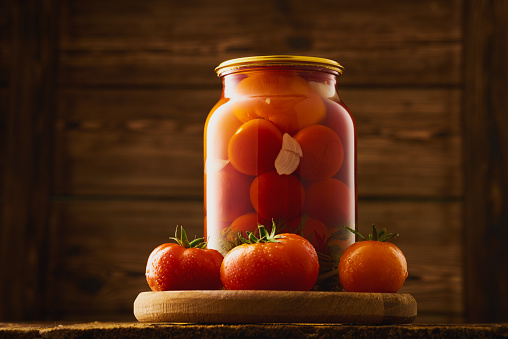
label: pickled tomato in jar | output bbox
[204,56,356,290]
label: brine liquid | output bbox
[204,70,356,290]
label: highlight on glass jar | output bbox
[204,55,356,290]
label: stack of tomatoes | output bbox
[205,70,355,254]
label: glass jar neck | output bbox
[220,68,338,100]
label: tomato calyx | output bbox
[347,224,399,242]
[238,222,282,244]
[169,225,208,249]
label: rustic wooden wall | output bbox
[463,0,508,323]
[1,0,507,323]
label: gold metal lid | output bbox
[215,55,344,77]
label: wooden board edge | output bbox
[133,291,417,325]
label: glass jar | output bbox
[204,55,356,290]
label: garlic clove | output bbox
[275,150,300,175]
[281,133,303,156]
[275,133,303,175]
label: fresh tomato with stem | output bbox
[338,225,408,293]
[220,224,319,291]
[146,226,224,291]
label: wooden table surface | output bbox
[1,322,508,338]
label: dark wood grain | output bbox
[0,0,8,86]
[0,0,8,194]
[347,89,462,198]
[54,88,461,198]
[59,0,461,50]
[53,88,217,197]
[463,0,508,323]
[0,89,6,196]
[46,200,462,322]
[0,3,8,302]
[47,200,205,320]
[57,0,462,87]
[0,0,58,321]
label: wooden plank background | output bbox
[0,0,8,195]
[56,0,461,87]
[463,0,508,323]
[1,0,506,323]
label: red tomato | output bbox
[220,227,319,290]
[146,228,224,291]
[225,212,268,240]
[235,71,311,97]
[288,217,329,253]
[231,97,265,123]
[207,163,253,223]
[228,119,283,176]
[338,226,408,293]
[250,171,305,221]
[233,72,325,133]
[257,95,326,134]
[324,99,355,184]
[294,125,344,181]
[304,178,353,227]
[205,100,243,161]
[233,96,326,134]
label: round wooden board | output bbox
[134,290,417,324]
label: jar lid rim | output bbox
[215,55,344,76]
